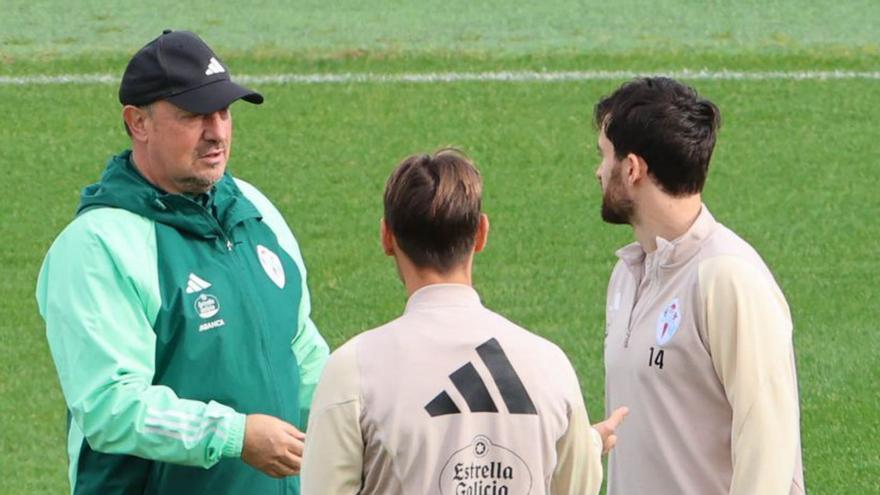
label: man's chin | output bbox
[601,204,632,225]
[179,176,220,194]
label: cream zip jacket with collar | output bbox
[604,206,805,495]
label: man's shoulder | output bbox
[697,255,780,294]
[232,177,281,213]
[231,177,266,199]
[231,177,305,261]
[37,207,159,313]
[482,307,570,357]
[52,207,154,250]
[702,222,763,258]
[74,204,151,223]
[317,320,405,397]
[694,245,789,318]
[342,316,407,348]
[231,177,286,221]
[325,337,359,372]
[323,317,401,364]
[697,222,778,282]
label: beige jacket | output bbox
[605,206,805,495]
[302,284,603,495]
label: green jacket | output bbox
[36,150,329,494]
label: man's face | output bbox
[595,128,635,225]
[142,100,233,194]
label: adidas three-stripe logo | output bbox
[205,57,225,76]
[425,338,537,417]
[185,273,212,294]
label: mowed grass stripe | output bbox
[3,69,880,85]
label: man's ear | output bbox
[623,153,649,186]
[122,105,150,142]
[474,213,489,253]
[380,218,395,256]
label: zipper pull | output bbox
[226,239,233,251]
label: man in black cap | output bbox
[36,30,329,494]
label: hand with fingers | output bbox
[593,406,629,454]
[241,414,306,478]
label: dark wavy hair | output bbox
[595,77,721,196]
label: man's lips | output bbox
[199,149,225,159]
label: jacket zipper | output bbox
[197,207,234,252]
[624,261,659,348]
[201,205,287,493]
[228,242,289,495]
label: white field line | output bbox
[1,69,879,85]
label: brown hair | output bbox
[383,148,483,272]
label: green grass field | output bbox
[2,2,879,494]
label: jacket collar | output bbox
[404,284,483,313]
[615,205,718,270]
[76,150,261,238]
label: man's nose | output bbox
[202,110,229,140]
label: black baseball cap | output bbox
[119,30,263,114]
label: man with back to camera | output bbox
[35,30,329,494]
[301,148,627,495]
[594,77,805,494]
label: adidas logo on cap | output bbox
[205,57,225,76]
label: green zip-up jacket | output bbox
[36,150,329,494]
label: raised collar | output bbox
[615,205,718,270]
[404,284,483,313]
[76,150,261,239]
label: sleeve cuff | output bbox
[222,412,247,458]
[589,426,603,456]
